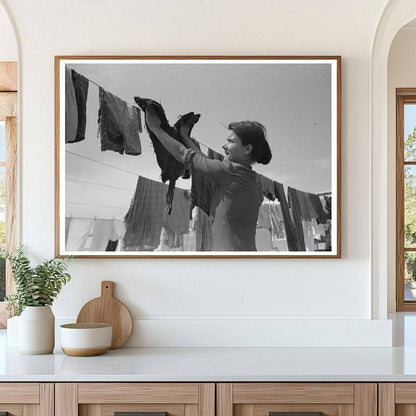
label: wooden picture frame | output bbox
[55,56,341,258]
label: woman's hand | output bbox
[145,107,162,132]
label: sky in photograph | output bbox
[65,60,334,219]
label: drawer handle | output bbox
[115,412,168,416]
[270,413,324,416]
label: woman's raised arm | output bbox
[145,107,189,163]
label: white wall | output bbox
[0,0,393,346]
[387,25,416,312]
[0,4,16,61]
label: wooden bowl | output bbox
[60,323,112,356]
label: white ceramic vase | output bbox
[19,305,55,354]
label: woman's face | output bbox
[223,131,253,165]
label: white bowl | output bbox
[60,323,112,356]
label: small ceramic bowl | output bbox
[60,323,112,356]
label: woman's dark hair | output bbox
[228,121,272,165]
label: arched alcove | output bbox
[371,0,416,319]
[0,0,19,327]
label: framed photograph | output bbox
[55,56,341,258]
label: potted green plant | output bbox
[1,245,71,354]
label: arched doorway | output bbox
[371,0,416,319]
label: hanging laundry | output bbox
[195,207,213,251]
[302,220,315,251]
[287,187,306,251]
[274,182,300,251]
[134,97,197,214]
[323,195,332,219]
[66,218,94,251]
[309,193,328,223]
[65,217,72,245]
[190,148,223,216]
[123,176,166,251]
[304,193,316,220]
[163,188,191,236]
[297,189,311,222]
[160,228,184,250]
[110,219,125,242]
[105,239,119,252]
[98,87,142,155]
[90,219,113,251]
[256,204,273,251]
[257,204,272,230]
[183,211,197,251]
[65,66,78,143]
[71,70,89,142]
[257,174,276,201]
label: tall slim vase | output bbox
[19,305,55,354]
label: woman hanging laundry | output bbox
[144,107,272,251]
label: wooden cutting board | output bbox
[76,281,133,349]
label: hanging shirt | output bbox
[71,70,89,142]
[98,87,142,155]
[66,218,94,251]
[90,219,113,251]
[287,187,306,251]
[257,174,276,201]
[185,151,262,251]
[65,66,78,143]
[163,188,191,235]
[273,182,300,251]
[123,176,166,251]
[309,193,328,224]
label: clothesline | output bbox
[69,67,216,151]
[67,201,128,210]
[66,150,139,176]
[66,177,134,192]
[66,152,190,193]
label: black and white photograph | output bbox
[55,56,340,257]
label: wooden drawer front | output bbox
[80,403,185,416]
[233,384,354,404]
[0,383,39,403]
[218,384,376,416]
[379,383,416,416]
[78,383,200,404]
[395,384,416,404]
[57,383,215,416]
[0,383,53,416]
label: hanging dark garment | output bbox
[134,97,186,213]
[274,182,300,251]
[296,189,311,222]
[287,187,306,251]
[123,176,166,251]
[258,174,276,201]
[309,193,328,223]
[324,195,332,219]
[65,67,78,143]
[134,98,199,214]
[71,69,89,142]
[190,148,223,216]
[98,88,142,155]
[105,239,119,251]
